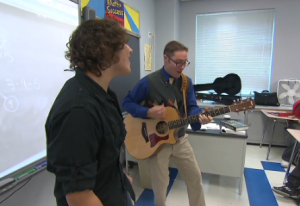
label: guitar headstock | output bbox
[229,98,256,112]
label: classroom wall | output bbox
[0,1,156,205]
[153,0,300,147]
[154,0,180,69]
[122,0,156,77]
[178,0,300,92]
[155,0,300,91]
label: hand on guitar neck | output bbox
[147,105,213,124]
[200,108,213,124]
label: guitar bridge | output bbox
[141,122,149,143]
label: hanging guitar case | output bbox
[194,73,242,105]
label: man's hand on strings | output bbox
[199,107,213,124]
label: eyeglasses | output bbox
[168,56,190,67]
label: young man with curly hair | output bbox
[122,40,213,206]
[45,19,135,206]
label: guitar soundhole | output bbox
[156,121,169,135]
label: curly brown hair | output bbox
[65,19,129,76]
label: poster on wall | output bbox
[144,44,152,71]
[124,3,140,34]
[105,0,124,27]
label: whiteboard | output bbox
[0,0,78,180]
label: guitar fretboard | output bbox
[168,106,231,129]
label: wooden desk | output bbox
[186,127,247,195]
[260,110,299,160]
[284,129,300,184]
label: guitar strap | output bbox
[180,73,189,118]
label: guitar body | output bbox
[124,107,182,160]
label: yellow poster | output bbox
[124,3,140,34]
[144,44,152,71]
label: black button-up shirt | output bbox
[45,69,135,206]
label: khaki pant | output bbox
[145,135,206,206]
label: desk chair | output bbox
[260,118,290,160]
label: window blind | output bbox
[195,9,275,95]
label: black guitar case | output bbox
[195,92,242,105]
[193,73,242,95]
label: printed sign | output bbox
[105,0,124,27]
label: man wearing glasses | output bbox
[122,40,212,206]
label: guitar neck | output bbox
[168,106,231,129]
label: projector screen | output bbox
[0,0,78,180]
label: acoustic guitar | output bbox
[124,98,256,160]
